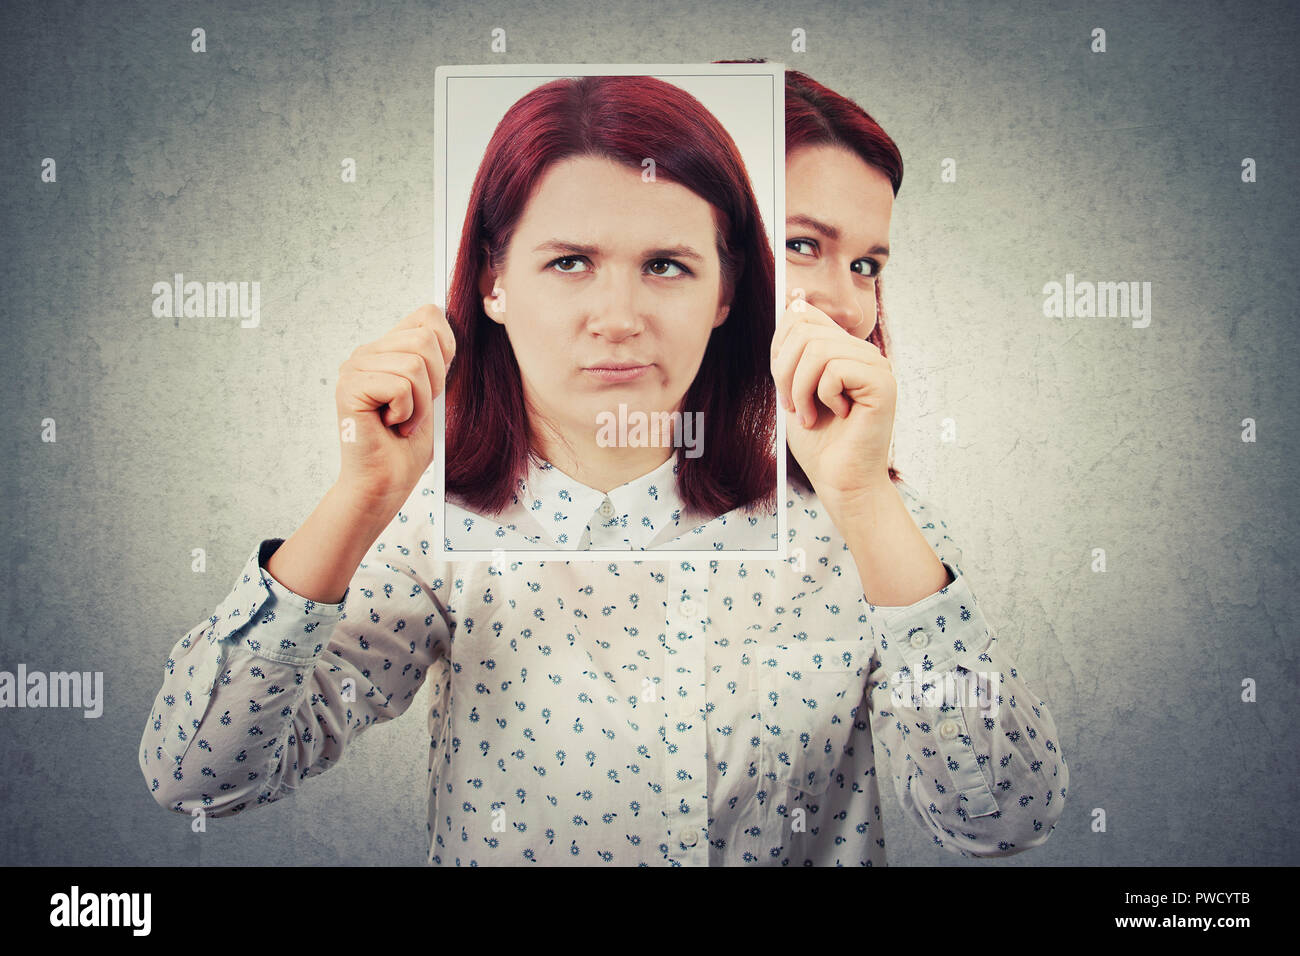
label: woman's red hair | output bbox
[445,74,777,519]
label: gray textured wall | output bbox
[1,0,1296,866]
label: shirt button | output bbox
[685,831,699,847]
[679,598,698,618]
[937,719,960,740]
[598,499,614,518]
[909,631,928,649]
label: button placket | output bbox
[665,564,709,863]
[931,704,999,818]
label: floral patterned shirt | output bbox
[139,465,1068,865]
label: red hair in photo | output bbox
[444,74,777,519]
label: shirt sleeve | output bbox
[139,535,451,817]
[863,479,1069,858]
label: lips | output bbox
[583,363,651,383]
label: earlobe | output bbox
[482,286,506,324]
[477,247,506,323]
[714,303,730,328]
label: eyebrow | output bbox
[786,215,890,258]
[531,240,706,263]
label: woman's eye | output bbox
[550,256,590,273]
[851,258,881,278]
[646,259,687,277]
[786,238,816,256]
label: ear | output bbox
[478,246,505,325]
[713,302,730,329]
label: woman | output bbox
[442,75,777,551]
[138,70,1068,866]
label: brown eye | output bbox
[646,259,686,277]
[550,256,590,273]
[851,258,881,278]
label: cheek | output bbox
[504,288,565,344]
[662,296,720,379]
[673,293,721,343]
[858,282,879,317]
[857,290,878,319]
[856,288,880,336]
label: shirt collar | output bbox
[516,454,683,550]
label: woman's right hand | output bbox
[333,304,456,519]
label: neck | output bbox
[532,418,675,493]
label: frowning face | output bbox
[482,154,730,451]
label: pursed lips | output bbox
[582,363,652,382]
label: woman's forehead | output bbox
[786,145,893,248]
[510,155,721,253]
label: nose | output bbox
[802,265,872,336]
[586,268,645,341]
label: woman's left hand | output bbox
[771,296,897,505]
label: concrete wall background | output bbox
[1,0,1296,865]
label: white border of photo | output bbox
[432,62,786,561]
